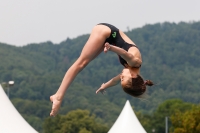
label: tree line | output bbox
[0,21,200,132]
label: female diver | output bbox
[50,23,154,116]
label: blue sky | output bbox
[0,0,200,46]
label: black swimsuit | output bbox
[97,23,140,68]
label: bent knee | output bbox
[76,58,90,69]
[80,60,90,68]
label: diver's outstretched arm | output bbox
[96,74,120,94]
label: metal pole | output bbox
[165,116,168,133]
[1,81,14,99]
[7,86,10,98]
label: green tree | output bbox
[150,99,193,133]
[43,109,109,133]
[171,105,200,133]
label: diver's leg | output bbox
[50,25,110,116]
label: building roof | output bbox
[0,85,38,133]
[108,100,147,133]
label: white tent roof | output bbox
[108,100,147,133]
[0,85,38,133]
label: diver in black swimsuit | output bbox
[50,23,154,117]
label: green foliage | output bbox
[171,105,200,133]
[43,109,109,133]
[135,99,198,133]
[0,21,200,132]
[151,99,194,133]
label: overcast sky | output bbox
[0,0,200,46]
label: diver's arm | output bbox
[96,74,120,94]
[104,42,132,59]
[104,42,141,67]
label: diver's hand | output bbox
[96,83,106,95]
[104,42,111,53]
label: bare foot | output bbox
[50,95,62,117]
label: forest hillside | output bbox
[0,21,200,132]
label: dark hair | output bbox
[122,75,154,97]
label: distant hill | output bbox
[1,21,200,132]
